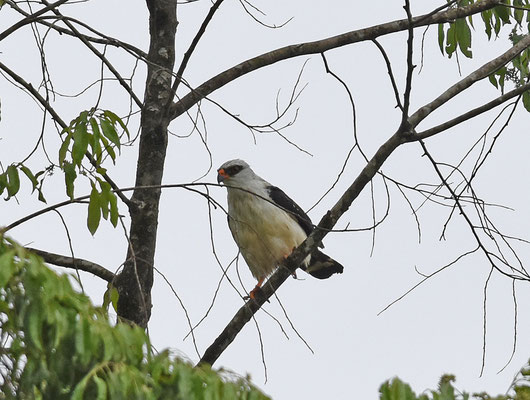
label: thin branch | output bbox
[420,140,527,281]
[25,247,115,283]
[480,267,494,377]
[40,0,143,108]
[0,0,70,41]
[378,247,479,315]
[498,279,518,374]
[170,0,225,97]
[372,38,403,111]
[416,82,530,139]
[401,0,415,124]
[4,2,147,59]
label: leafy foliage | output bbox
[437,0,530,110]
[0,236,270,400]
[380,371,530,400]
[59,109,129,234]
[0,163,47,202]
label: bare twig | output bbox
[170,0,225,98]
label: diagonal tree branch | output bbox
[198,7,529,367]
[0,0,70,42]
[416,82,530,139]
[26,247,115,283]
[169,0,225,98]
[199,130,404,366]
[170,0,502,119]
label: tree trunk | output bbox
[115,0,177,328]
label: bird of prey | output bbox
[217,159,343,299]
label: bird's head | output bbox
[217,159,252,185]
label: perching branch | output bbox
[199,129,404,366]
[198,5,530,366]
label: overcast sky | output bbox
[2,0,530,398]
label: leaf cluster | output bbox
[0,237,270,400]
[437,0,530,110]
[59,109,129,234]
[0,163,47,203]
[380,372,530,400]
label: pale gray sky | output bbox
[1,1,530,398]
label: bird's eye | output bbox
[227,165,243,176]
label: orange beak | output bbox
[217,168,229,183]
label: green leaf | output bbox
[37,186,46,203]
[27,309,44,350]
[100,119,121,151]
[88,187,101,235]
[455,18,472,58]
[6,165,20,197]
[514,0,524,24]
[103,110,130,139]
[99,181,111,221]
[445,23,457,58]
[438,23,445,54]
[379,378,417,400]
[0,249,16,287]
[488,73,498,88]
[523,90,530,112]
[93,375,108,400]
[0,172,7,196]
[64,162,77,200]
[494,4,511,25]
[71,374,90,400]
[481,9,493,39]
[19,165,38,192]
[59,131,73,166]
[72,120,90,166]
[90,117,103,163]
[99,135,116,163]
[109,192,119,227]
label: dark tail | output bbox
[302,249,344,279]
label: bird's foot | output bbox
[249,286,261,300]
[244,283,269,303]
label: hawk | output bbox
[217,159,344,298]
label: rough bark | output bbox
[115,0,177,328]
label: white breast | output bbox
[227,187,308,280]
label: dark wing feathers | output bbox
[266,185,313,236]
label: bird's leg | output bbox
[249,277,265,300]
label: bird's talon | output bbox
[249,287,260,300]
